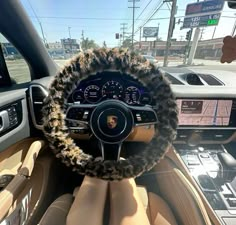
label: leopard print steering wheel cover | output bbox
[42,48,178,180]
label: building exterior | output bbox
[134,37,224,59]
[48,42,62,49]
[61,38,80,53]
[47,42,64,58]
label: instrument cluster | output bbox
[67,72,152,106]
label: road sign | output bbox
[143,27,159,37]
[182,13,221,29]
[185,0,224,16]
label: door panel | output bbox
[0,137,60,225]
[0,86,57,224]
[0,137,37,175]
[0,89,30,152]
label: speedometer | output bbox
[124,86,140,105]
[84,85,101,103]
[102,81,123,100]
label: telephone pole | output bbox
[163,0,177,67]
[27,0,48,47]
[231,13,236,36]
[81,30,84,41]
[187,28,201,65]
[187,0,201,65]
[139,27,142,50]
[68,26,72,54]
[212,26,216,39]
[39,22,47,47]
[120,23,128,46]
[128,0,140,51]
[200,27,205,40]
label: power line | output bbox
[127,0,154,31]
[30,16,179,23]
[29,15,187,22]
[134,0,153,22]
[26,0,40,24]
[29,16,146,21]
[26,0,47,46]
[134,2,164,36]
[132,0,163,31]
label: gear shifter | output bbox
[217,152,236,182]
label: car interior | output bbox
[1,0,236,225]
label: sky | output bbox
[10,0,236,47]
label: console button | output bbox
[221,184,233,197]
[199,153,210,158]
[227,198,236,207]
[188,161,201,166]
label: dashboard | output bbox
[28,68,236,144]
[67,71,153,106]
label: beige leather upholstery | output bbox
[154,158,212,225]
[39,186,178,225]
[39,194,74,225]
[148,193,178,225]
[137,186,178,225]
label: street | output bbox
[4,58,236,84]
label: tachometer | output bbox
[124,86,140,105]
[84,85,101,103]
[102,81,123,100]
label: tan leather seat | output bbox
[138,186,178,225]
[39,194,74,225]
[39,186,178,225]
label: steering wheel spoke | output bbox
[129,106,158,126]
[99,141,122,161]
[66,104,96,127]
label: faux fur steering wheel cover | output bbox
[42,48,178,180]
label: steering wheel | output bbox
[42,48,178,180]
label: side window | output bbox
[0,34,31,84]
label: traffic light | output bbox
[115,33,119,39]
[185,29,192,41]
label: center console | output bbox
[176,145,236,224]
[174,98,236,224]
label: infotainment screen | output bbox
[176,99,236,127]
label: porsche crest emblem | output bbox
[107,115,118,129]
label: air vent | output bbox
[164,73,184,85]
[184,73,204,85]
[29,85,48,129]
[198,74,224,86]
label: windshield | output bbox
[1,0,236,75]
